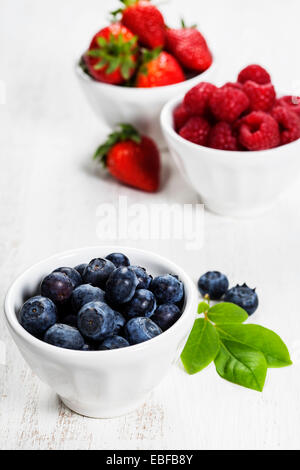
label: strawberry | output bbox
[136,49,185,88]
[84,23,138,85]
[117,0,165,49]
[165,22,212,72]
[94,124,160,192]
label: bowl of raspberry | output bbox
[161,64,300,217]
[5,246,197,418]
[75,1,215,147]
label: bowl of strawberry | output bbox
[161,64,300,217]
[76,0,215,146]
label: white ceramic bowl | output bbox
[75,59,216,147]
[5,246,197,418]
[161,96,300,217]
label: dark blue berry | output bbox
[106,267,138,305]
[77,301,115,342]
[98,335,129,350]
[224,283,258,315]
[41,272,74,304]
[19,296,57,338]
[106,252,130,268]
[53,267,82,288]
[124,317,162,345]
[82,258,115,288]
[74,263,88,277]
[113,310,126,334]
[198,271,229,300]
[71,284,105,312]
[44,324,85,350]
[151,274,183,304]
[129,266,152,289]
[125,289,156,319]
[151,303,181,331]
[81,343,92,351]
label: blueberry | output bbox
[113,310,126,334]
[71,284,105,312]
[41,272,74,304]
[77,301,115,342]
[98,335,129,350]
[106,267,138,305]
[224,283,258,315]
[151,274,183,304]
[82,258,115,288]
[53,267,82,288]
[124,317,162,345]
[106,252,130,268]
[44,324,85,350]
[81,343,92,351]
[74,263,88,277]
[125,289,156,319]
[19,296,57,338]
[198,271,229,300]
[151,304,181,331]
[129,266,152,289]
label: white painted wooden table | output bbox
[1,0,300,450]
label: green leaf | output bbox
[214,339,267,392]
[207,302,248,324]
[181,319,219,375]
[197,302,209,314]
[216,324,292,368]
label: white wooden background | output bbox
[1,0,300,450]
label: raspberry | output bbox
[179,116,210,145]
[238,111,280,151]
[208,122,238,150]
[173,103,189,131]
[243,81,275,112]
[238,64,271,85]
[209,87,249,123]
[277,95,300,118]
[223,82,243,90]
[183,82,217,116]
[271,106,300,145]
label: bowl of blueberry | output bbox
[5,246,197,418]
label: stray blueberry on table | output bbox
[71,284,105,312]
[106,267,138,305]
[41,272,74,304]
[106,252,130,268]
[125,289,156,319]
[129,266,152,289]
[19,295,57,338]
[151,274,183,304]
[98,335,130,350]
[125,317,162,345]
[44,324,85,350]
[224,283,258,315]
[197,271,229,300]
[151,303,181,331]
[53,267,82,288]
[82,258,115,288]
[77,301,115,342]
[74,263,88,277]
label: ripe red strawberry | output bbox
[165,25,212,72]
[209,87,249,123]
[271,106,300,145]
[119,0,165,49]
[94,124,160,192]
[179,116,210,145]
[243,80,276,112]
[173,103,190,131]
[277,95,300,118]
[208,122,238,150]
[183,82,217,116]
[136,50,185,88]
[85,23,138,84]
[238,65,271,85]
[238,111,280,151]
